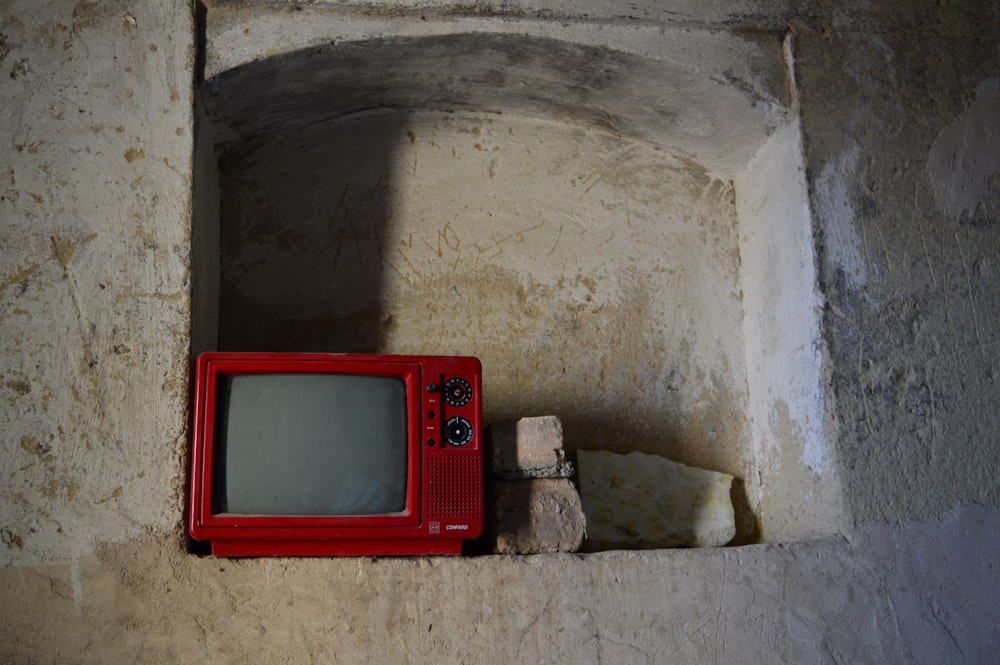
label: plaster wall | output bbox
[735,117,847,538]
[0,0,193,565]
[795,4,1000,523]
[1,0,999,662]
[215,109,753,482]
[2,505,998,663]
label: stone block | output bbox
[577,450,735,550]
[491,479,586,554]
[488,416,574,479]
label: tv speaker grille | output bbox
[428,455,482,520]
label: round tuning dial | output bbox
[444,416,473,447]
[443,377,472,407]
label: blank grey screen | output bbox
[213,373,408,516]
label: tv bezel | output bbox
[188,352,484,556]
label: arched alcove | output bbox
[192,25,845,542]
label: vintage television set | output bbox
[188,352,484,556]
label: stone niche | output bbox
[192,9,847,543]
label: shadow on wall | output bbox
[215,117,398,354]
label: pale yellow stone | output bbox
[577,450,736,550]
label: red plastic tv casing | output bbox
[188,352,484,556]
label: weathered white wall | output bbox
[798,4,1000,523]
[736,117,847,539]
[0,0,192,565]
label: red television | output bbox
[188,352,484,556]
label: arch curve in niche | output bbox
[191,30,845,543]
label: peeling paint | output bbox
[123,147,146,163]
[816,140,869,292]
[736,117,844,539]
[48,236,75,272]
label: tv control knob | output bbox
[444,416,473,447]
[443,377,472,407]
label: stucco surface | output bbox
[1,0,1000,662]
[795,10,1000,523]
[214,110,754,488]
[1,504,997,663]
[0,0,193,566]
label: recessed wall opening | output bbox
[192,27,846,544]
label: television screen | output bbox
[214,373,408,516]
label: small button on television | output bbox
[188,352,484,556]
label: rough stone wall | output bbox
[794,2,1000,523]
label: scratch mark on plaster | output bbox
[50,235,105,404]
[547,223,563,257]
[473,243,503,261]
[873,222,891,277]
[493,221,544,246]
[374,225,410,287]
[860,216,872,286]
[596,228,615,248]
[70,557,82,618]
[915,184,938,290]
[442,222,460,252]
[578,174,603,201]
[423,222,461,259]
[953,230,982,345]
[782,32,800,114]
[929,599,968,659]
[367,176,384,202]
[882,581,909,660]
[815,140,868,292]
[858,332,874,436]
[929,337,1000,360]
[513,587,559,663]
[95,486,123,505]
[397,248,422,279]
[113,290,185,303]
[713,564,727,663]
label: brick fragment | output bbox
[488,415,574,479]
[491,478,586,554]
